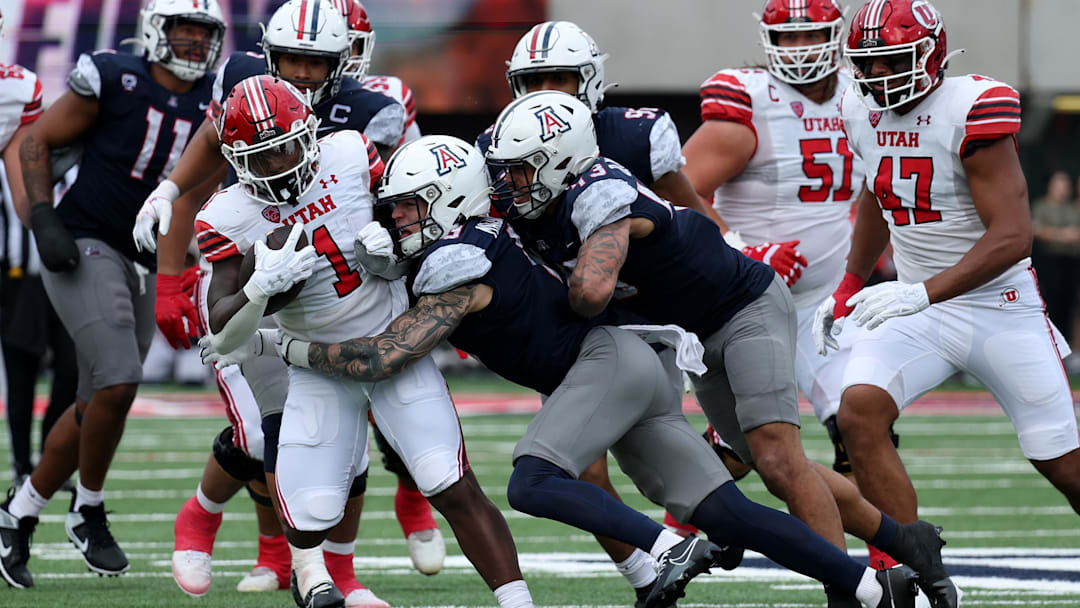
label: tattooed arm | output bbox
[20,90,99,208]
[302,283,492,382]
[569,218,632,318]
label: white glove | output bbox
[132,179,180,253]
[812,296,846,356]
[198,328,279,370]
[274,329,312,368]
[847,281,930,331]
[242,223,318,305]
[353,221,407,279]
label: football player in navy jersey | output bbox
[127,0,428,598]
[271,134,948,608]
[485,91,958,607]
[0,0,227,586]
[474,20,720,225]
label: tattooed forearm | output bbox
[18,133,54,205]
[569,219,630,318]
[307,285,477,381]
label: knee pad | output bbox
[213,426,265,483]
[371,422,411,478]
[889,423,900,449]
[823,415,852,474]
[261,413,282,474]
[349,468,368,498]
[246,482,273,507]
[507,455,570,513]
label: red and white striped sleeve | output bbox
[21,77,43,125]
[699,70,753,127]
[400,81,416,131]
[961,83,1021,158]
[195,218,241,262]
[366,134,385,190]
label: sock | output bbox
[324,545,363,595]
[8,480,50,519]
[688,482,866,594]
[323,539,356,556]
[256,534,291,587]
[868,514,902,569]
[506,455,665,552]
[196,484,226,515]
[290,543,331,595]
[854,567,883,607]
[493,579,534,608]
[74,481,104,511]
[648,530,685,562]
[615,548,657,589]
[867,545,900,570]
[395,479,437,537]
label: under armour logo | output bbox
[320,175,338,189]
[917,115,932,126]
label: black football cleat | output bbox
[65,497,129,576]
[644,535,722,608]
[291,570,346,608]
[875,565,918,608]
[713,544,744,571]
[891,521,961,608]
[0,490,37,588]
[635,584,678,608]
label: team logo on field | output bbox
[791,101,804,118]
[535,106,571,142]
[430,143,466,176]
[121,73,137,92]
[869,111,883,128]
[262,206,281,223]
[1000,287,1020,306]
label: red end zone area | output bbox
[4,389,1064,419]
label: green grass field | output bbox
[1,404,1078,607]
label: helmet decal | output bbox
[432,144,466,176]
[535,106,571,142]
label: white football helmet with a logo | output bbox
[486,91,598,220]
[261,0,351,106]
[506,21,611,112]
[378,135,492,257]
[138,0,226,81]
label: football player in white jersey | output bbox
[198,75,533,608]
[815,0,1080,568]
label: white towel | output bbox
[618,324,707,376]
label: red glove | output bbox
[179,265,200,299]
[831,271,867,320]
[155,273,202,350]
[742,240,809,287]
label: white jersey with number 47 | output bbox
[194,129,407,343]
[699,68,864,307]
[840,75,1024,286]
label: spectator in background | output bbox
[1032,170,1080,348]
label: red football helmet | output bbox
[846,0,957,110]
[217,75,320,205]
[757,0,846,85]
[331,0,375,79]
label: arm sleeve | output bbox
[648,112,685,182]
[67,54,102,99]
[413,243,492,295]
[570,179,639,241]
[960,83,1021,158]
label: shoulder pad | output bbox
[570,167,639,240]
[648,112,684,181]
[68,53,102,98]
[413,242,492,295]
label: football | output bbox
[238,224,309,315]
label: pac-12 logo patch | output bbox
[262,206,281,223]
[869,111,883,128]
[431,143,466,176]
[791,101,804,118]
[535,106,571,142]
[1000,287,1020,306]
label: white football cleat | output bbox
[236,565,281,592]
[171,550,212,597]
[407,528,445,575]
[345,587,392,608]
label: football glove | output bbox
[274,329,311,369]
[813,271,865,355]
[199,328,278,370]
[30,203,80,272]
[354,221,408,279]
[848,281,930,331]
[155,272,201,349]
[742,240,808,287]
[132,179,180,253]
[242,224,317,305]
